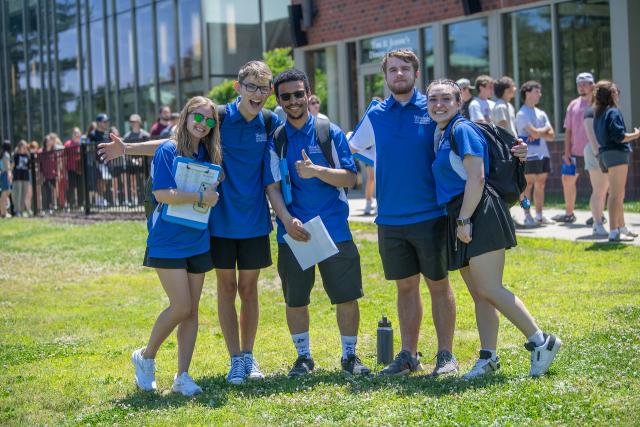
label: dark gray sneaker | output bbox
[288,355,315,377]
[431,350,459,377]
[379,350,423,376]
[341,354,371,376]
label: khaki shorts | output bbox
[583,144,600,172]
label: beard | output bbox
[285,104,307,120]
[388,78,415,96]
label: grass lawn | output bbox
[1,219,639,426]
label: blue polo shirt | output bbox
[593,107,631,153]
[209,98,283,238]
[349,88,445,225]
[431,116,489,206]
[269,115,356,244]
[147,141,210,258]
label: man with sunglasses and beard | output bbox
[265,69,370,377]
[97,61,283,385]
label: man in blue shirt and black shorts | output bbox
[266,69,370,377]
[349,49,458,376]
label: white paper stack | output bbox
[283,216,339,270]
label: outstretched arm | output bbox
[97,133,163,162]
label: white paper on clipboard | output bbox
[165,160,220,224]
[283,216,339,270]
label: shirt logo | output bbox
[255,132,267,143]
[307,143,322,154]
[414,115,431,125]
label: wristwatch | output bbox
[456,217,471,227]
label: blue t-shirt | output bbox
[209,99,283,238]
[146,141,210,258]
[269,115,356,244]
[431,116,489,206]
[348,89,446,225]
[593,107,630,153]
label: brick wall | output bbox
[293,0,540,45]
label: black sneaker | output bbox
[288,355,315,377]
[586,216,607,226]
[552,213,576,223]
[431,350,459,377]
[379,350,423,376]
[341,354,371,376]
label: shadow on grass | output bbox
[584,242,631,251]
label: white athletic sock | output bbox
[481,349,497,360]
[341,335,357,360]
[291,331,310,358]
[528,330,545,347]
[535,213,543,221]
[609,228,619,239]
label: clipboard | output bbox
[161,156,221,230]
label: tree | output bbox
[207,47,294,110]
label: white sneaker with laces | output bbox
[463,352,500,380]
[172,372,202,396]
[523,214,536,227]
[227,355,246,385]
[592,222,608,237]
[243,352,265,380]
[526,333,561,377]
[619,226,638,238]
[131,348,156,391]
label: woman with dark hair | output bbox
[0,140,12,218]
[127,96,222,396]
[427,79,561,379]
[593,80,640,241]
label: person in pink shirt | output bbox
[554,72,595,223]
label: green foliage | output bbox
[1,219,639,425]
[207,47,294,111]
[314,68,328,114]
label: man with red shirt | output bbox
[149,106,172,138]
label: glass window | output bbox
[558,0,611,112]
[119,89,136,131]
[115,0,131,14]
[361,30,419,65]
[88,0,103,21]
[61,98,81,136]
[89,18,106,92]
[139,84,156,130]
[136,5,154,86]
[205,0,263,76]
[116,12,134,88]
[262,0,292,50]
[446,18,489,81]
[178,0,202,79]
[423,26,434,84]
[504,6,554,121]
[27,0,43,141]
[7,1,27,140]
[159,82,177,111]
[156,0,176,83]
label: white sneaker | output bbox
[592,222,608,237]
[364,201,373,215]
[524,214,536,227]
[609,229,634,242]
[536,215,553,225]
[462,351,500,380]
[619,226,638,238]
[243,352,265,380]
[526,333,561,377]
[227,355,246,385]
[172,372,202,396]
[131,348,156,391]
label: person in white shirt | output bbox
[468,75,495,124]
[308,94,329,120]
[492,76,518,137]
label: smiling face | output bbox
[277,80,309,121]
[525,87,542,105]
[427,83,461,127]
[236,75,273,117]
[384,56,417,96]
[186,105,215,140]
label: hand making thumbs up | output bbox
[295,149,318,179]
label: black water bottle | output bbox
[377,316,393,365]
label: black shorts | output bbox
[445,186,517,271]
[277,241,363,308]
[210,235,272,270]
[598,150,630,173]
[524,157,551,175]
[377,216,448,281]
[143,248,214,274]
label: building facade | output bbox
[0,0,292,144]
[292,0,640,197]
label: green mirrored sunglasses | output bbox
[192,112,216,128]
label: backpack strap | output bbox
[446,116,466,157]
[216,104,227,127]
[262,108,273,136]
[314,116,336,169]
[273,123,288,159]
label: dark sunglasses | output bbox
[241,82,271,95]
[309,101,319,105]
[279,90,306,101]
[192,112,216,128]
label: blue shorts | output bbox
[0,172,9,191]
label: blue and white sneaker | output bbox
[243,352,265,380]
[525,333,562,377]
[227,355,246,385]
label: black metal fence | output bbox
[27,144,149,216]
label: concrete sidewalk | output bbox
[347,195,640,246]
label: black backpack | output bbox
[143,106,274,218]
[448,118,526,206]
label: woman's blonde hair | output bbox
[172,96,223,177]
